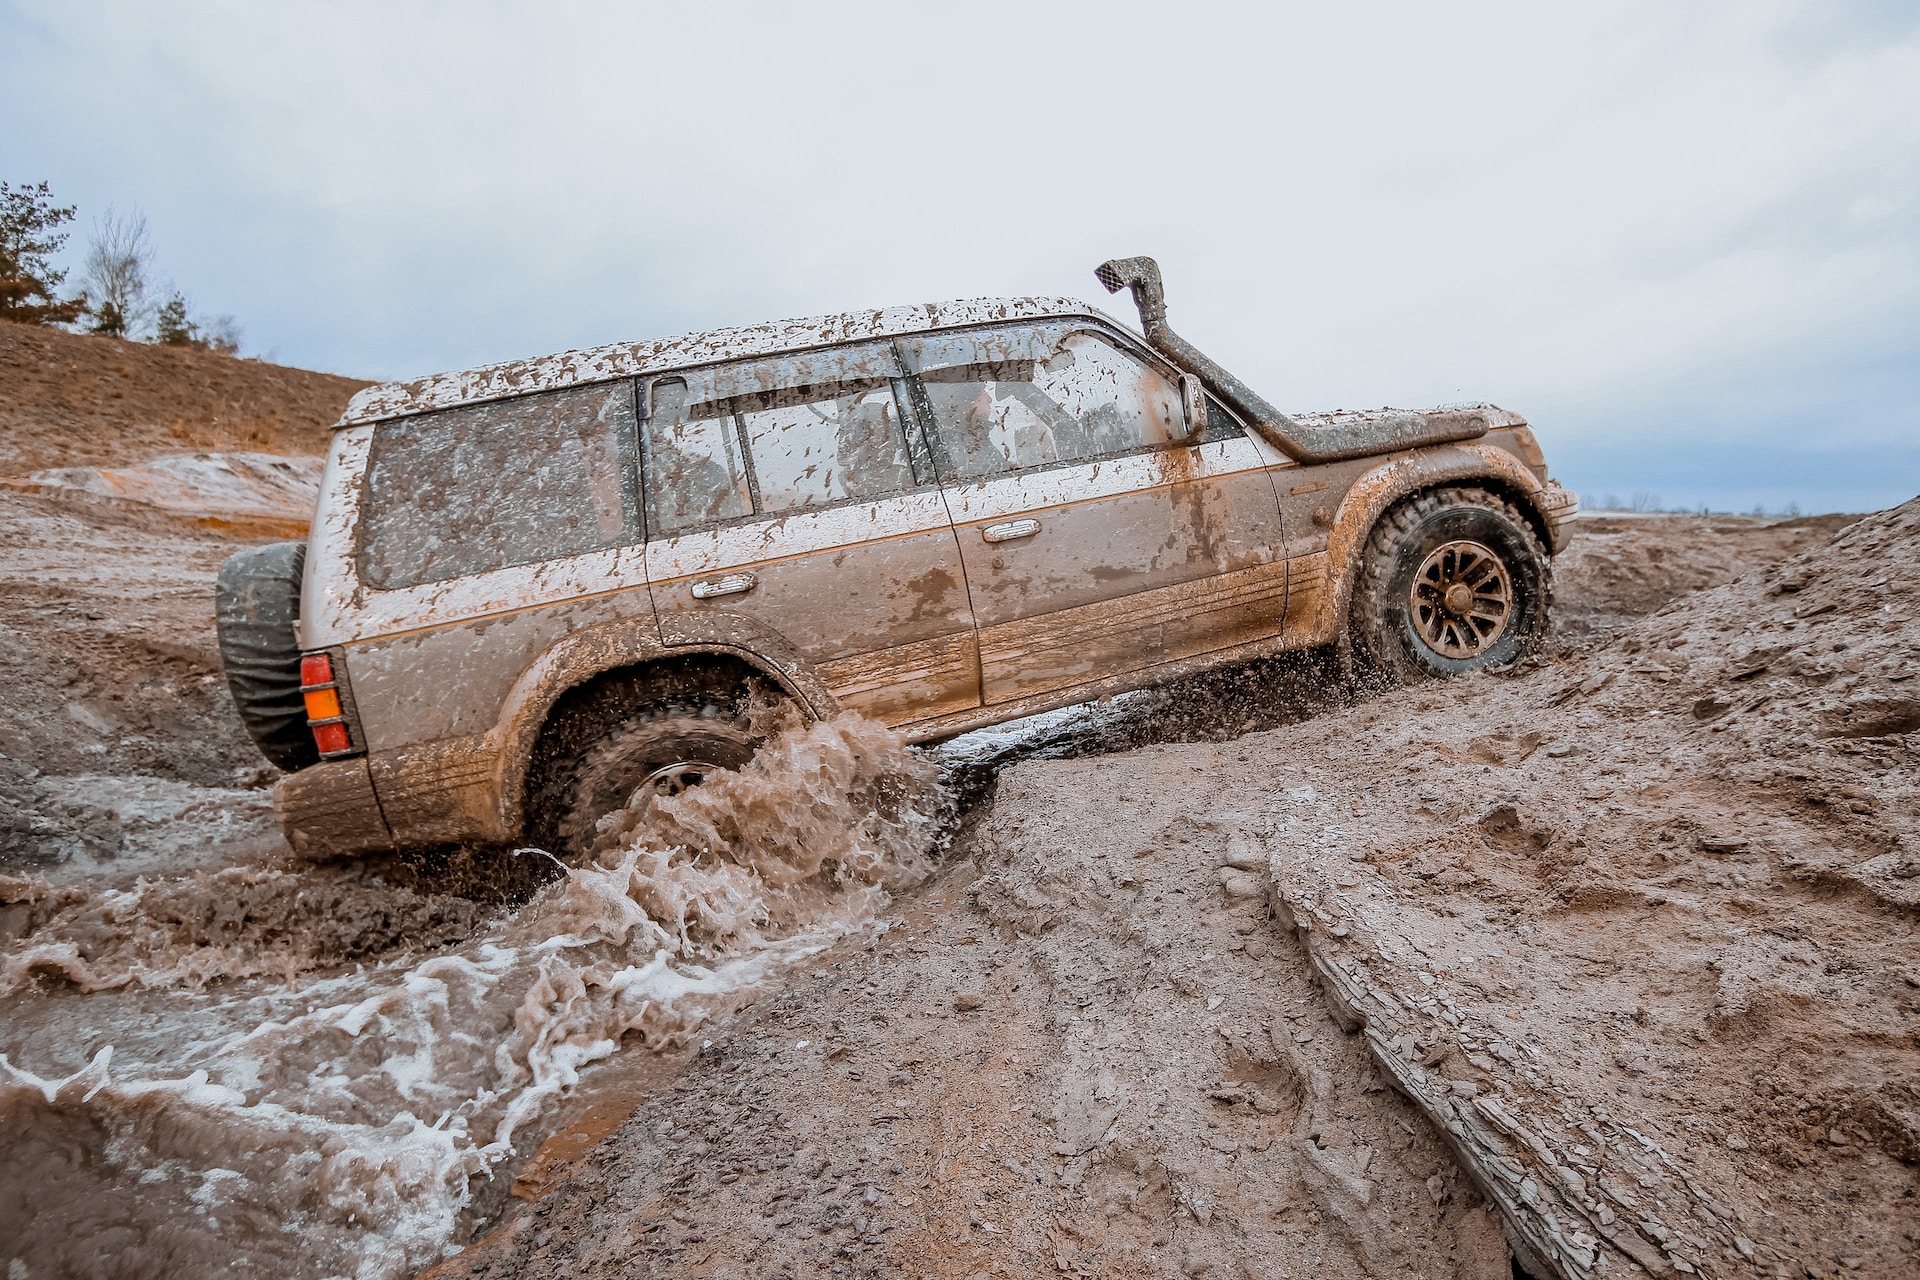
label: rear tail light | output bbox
[311,720,351,754]
[303,687,343,720]
[299,652,357,757]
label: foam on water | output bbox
[0,712,944,1279]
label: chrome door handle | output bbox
[689,571,757,599]
[981,518,1041,543]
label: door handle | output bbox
[981,518,1041,544]
[689,571,757,599]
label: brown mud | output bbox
[436,507,1917,1280]
[0,386,1903,1280]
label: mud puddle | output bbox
[0,713,945,1279]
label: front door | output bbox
[898,321,1288,706]
[640,341,979,726]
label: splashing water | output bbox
[0,712,944,1279]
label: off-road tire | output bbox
[529,681,766,861]
[215,539,319,772]
[1349,486,1550,685]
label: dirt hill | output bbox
[453,503,1918,1280]
[0,320,368,475]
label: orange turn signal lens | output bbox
[300,653,333,687]
[303,688,343,720]
[311,721,351,754]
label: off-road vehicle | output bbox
[217,257,1576,861]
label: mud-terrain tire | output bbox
[1349,487,1550,684]
[529,678,768,861]
[215,540,319,772]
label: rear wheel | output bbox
[529,681,767,861]
[1349,487,1550,684]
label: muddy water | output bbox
[0,713,944,1280]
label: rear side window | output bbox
[643,341,919,537]
[899,324,1184,481]
[358,383,639,590]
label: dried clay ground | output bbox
[1,325,1913,1280]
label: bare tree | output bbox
[81,206,154,338]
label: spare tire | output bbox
[216,540,319,773]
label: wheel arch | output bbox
[489,618,837,837]
[1320,445,1555,650]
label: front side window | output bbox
[643,342,918,537]
[899,324,1186,481]
[358,383,638,590]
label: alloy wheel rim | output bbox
[1410,540,1513,659]
[631,759,719,812]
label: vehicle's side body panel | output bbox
[295,389,665,849]
[939,440,1287,705]
[346,590,656,844]
[646,493,977,725]
[898,321,1289,709]
[639,343,979,727]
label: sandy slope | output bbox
[0,321,365,475]
[432,509,1915,1280]
[0,327,360,882]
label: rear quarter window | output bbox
[357,383,640,590]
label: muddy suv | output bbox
[217,257,1576,861]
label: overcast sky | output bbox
[4,0,1916,512]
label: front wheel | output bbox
[1349,487,1551,684]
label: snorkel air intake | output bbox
[1095,256,1490,464]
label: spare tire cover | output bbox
[216,540,320,772]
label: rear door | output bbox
[899,321,1287,706]
[641,341,979,725]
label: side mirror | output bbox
[1180,373,1209,443]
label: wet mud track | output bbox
[0,484,1889,1279]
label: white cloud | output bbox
[4,0,1915,510]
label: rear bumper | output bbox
[272,756,393,860]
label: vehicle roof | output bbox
[337,296,1119,426]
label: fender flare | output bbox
[488,613,841,833]
[1317,444,1555,647]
